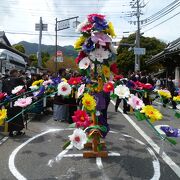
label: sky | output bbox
[1,0,180,46]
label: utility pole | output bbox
[38,17,42,69]
[130,0,145,72]
[35,17,48,70]
[55,18,58,74]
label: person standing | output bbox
[2,69,25,137]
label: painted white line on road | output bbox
[111,100,180,178]
[0,136,8,145]
[9,128,71,180]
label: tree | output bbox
[116,34,166,74]
[29,54,38,67]
[13,44,25,53]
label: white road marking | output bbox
[0,136,8,145]
[9,128,72,180]
[111,100,180,178]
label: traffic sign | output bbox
[134,48,146,55]
[35,24,48,31]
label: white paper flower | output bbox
[79,57,90,69]
[12,85,24,94]
[114,85,130,99]
[127,94,144,110]
[89,46,111,63]
[69,128,87,150]
[14,97,32,108]
[77,84,85,98]
[42,79,53,86]
[29,85,39,91]
[177,104,180,110]
[57,82,72,96]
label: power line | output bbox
[142,11,180,33]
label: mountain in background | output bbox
[17,41,78,57]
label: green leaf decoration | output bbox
[110,93,117,99]
[62,141,71,150]
[85,125,107,133]
[166,137,177,145]
[175,112,180,118]
[68,123,76,128]
[134,110,146,121]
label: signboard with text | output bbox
[134,48,146,55]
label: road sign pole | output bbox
[55,18,58,75]
[38,17,42,69]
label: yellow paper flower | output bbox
[158,90,171,99]
[105,22,116,38]
[173,95,180,102]
[82,93,96,111]
[74,36,86,49]
[0,109,7,126]
[140,105,162,123]
[32,79,44,86]
[102,65,110,78]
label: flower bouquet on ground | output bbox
[157,89,171,107]
[173,95,180,118]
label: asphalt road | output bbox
[0,101,180,180]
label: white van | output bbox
[0,49,26,74]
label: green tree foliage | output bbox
[29,54,38,67]
[12,44,25,53]
[116,34,166,74]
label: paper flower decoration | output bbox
[42,79,53,86]
[33,86,45,97]
[12,85,24,94]
[0,92,7,101]
[32,79,44,86]
[160,126,180,137]
[79,57,91,70]
[91,32,111,46]
[103,82,114,93]
[82,93,96,111]
[88,14,105,23]
[14,97,32,108]
[69,128,87,150]
[0,109,7,126]
[29,85,39,91]
[77,84,85,98]
[177,104,180,110]
[68,77,82,85]
[114,85,130,99]
[173,95,180,102]
[127,94,144,110]
[57,82,72,96]
[82,38,95,53]
[75,51,87,64]
[89,46,110,63]
[158,90,172,99]
[105,22,116,38]
[74,36,86,49]
[102,65,110,78]
[140,105,162,123]
[72,110,91,128]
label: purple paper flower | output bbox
[33,86,45,97]
[93,16,108,31]
[160,126,180,137]
[82,38,95,53]
[51,77,61,86]
[91,32,111,46]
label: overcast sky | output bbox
[1,0,180,46]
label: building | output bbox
[146,37,180,87]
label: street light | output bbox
[55,16,79,74]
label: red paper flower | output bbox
[113,74,124,81]
[72,110,91,128]
[88,14,105,23]
[110,63,119,74]
[0,93,7,101]
[68,77,82,85]
[75,51,87,64]
[81,24,93,32]
[134,81,153,90]
[103,82,114,93]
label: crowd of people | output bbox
[0,68,179,137]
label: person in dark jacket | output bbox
[2,69,25,137]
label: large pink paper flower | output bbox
[14,97,32,108]
[91,32,111,46]
[127,94,144,110]
[69,128,87,150]
[88,14,105,23]
[72,110,91,128]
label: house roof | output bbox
[146,37,180,65]
[0,31,11,46]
